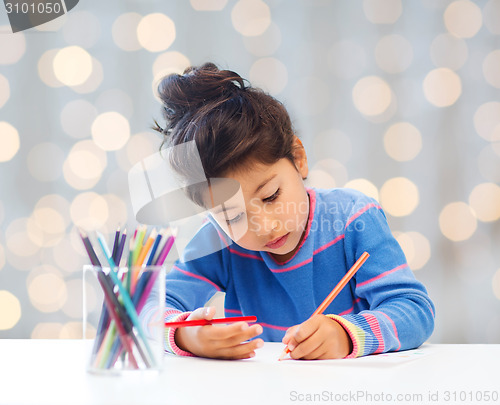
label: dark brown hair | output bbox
[153,62,296,205]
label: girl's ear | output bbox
[292,136,308,180]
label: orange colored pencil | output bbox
[131,229,157,295]
[278,251,370,361]
[135,229,158,267]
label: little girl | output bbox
[153,63,435,360]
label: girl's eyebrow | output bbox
[254,174,277,194]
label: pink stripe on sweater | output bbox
[214,227,231,248]
[361,313,385,354]
[375,311,401,351]
[424,300,435,318]
[174,265,222,291]
[259,322,289,331]
[357,263,408,288]
[338,298,362,316]
[225,308,243,315]
[313,234,345,255]
[345,202,382,228]
[269,257,313,273]
[338,306,353,316]
[228,248,263,261]
[164,309,182,318]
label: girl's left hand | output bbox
[281,314,352,360]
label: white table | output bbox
[0,340,499,405]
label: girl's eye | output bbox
[263,188,280,203]
[227,213,244,225]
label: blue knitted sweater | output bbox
[163,187,435,357]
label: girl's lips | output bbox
[265,233,289,249]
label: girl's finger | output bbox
[213,338,264,360]
[289,333,322,360]
[203,322,262,341]
[282,325,298,344]
[217,324,263,347]
[186,306,216,321]
[298,344,328,360]
[290,316,322,344]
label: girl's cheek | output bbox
[227,222,252,243]
[283,218,296,232]
[247,213,263,234]
[233,235,256,250]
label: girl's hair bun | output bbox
[155,63,247,134]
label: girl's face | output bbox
[208,141,309,262]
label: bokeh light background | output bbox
[1,0,499,344]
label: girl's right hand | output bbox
[174,306,264,359]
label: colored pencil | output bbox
[126,230,137,293]
[132,270,152,308]
[96,232,156,366]
[278,251,370,361]
[111,226,120,263]
[135,268,161,313]
[96,267,151,368]
[79,229,108,359]
[97,272,139,369]
[130,226,147,291]
[115,229,127,266]
[95,273,150,369]
[145,231,163,266]
[79,229,101,266]
[165,316,257,328]
[111,265,165,367]
[151,228,170,265]
[135,228,157,267]
[80,225,176,369]
[79,229,140,367]
[131,225,146,265]
[156,230,177,265]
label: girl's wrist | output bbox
[174,327,189,352]
[165,311,196,356]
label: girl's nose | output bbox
[254,215,280,236]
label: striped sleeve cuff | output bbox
[164,311,195,357]
[325,314,364,359]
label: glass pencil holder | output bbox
[83,265,166,375]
